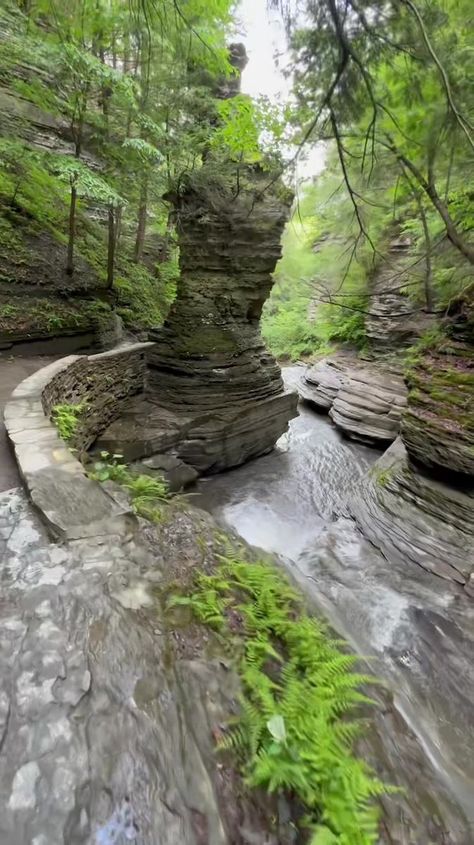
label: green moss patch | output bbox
[0,296,111,335]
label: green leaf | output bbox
[310,826,339,845]
[266,714,286,744]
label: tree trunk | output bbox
[107,204,116,289]
[387,138,474,265]
[418,200,435,312]
[134,180,148,263]
[114,204,123,252]
[66,183,77,276]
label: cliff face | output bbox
[366,238,435,352]
[351,292,474,594]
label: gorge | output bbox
[0,0,473,844]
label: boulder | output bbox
[299,358,347,410]
[351,438,474,589]
[137,454,199,492]
[329,369,407,445]
[401,343,474,478]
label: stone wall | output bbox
[41,342,153,451]
[4,343,152,539]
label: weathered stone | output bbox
[299,358,348,410]
[329,368,407,444]
[351,438,474,587]
[366,238,435,352]
[98,388,298,474]
[41,342,154,451]
[138,453,199,491]
[0,488,256,845]
[401,343,474,478]
[139,165,298,472]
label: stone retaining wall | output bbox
[4,343,153,540]
[42,342,153,451]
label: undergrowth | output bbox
[90,452,168,521]
[52,402,87,441]
[170,555,394,844]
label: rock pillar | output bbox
[145,167,298,471]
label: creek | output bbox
[195,367,474,841]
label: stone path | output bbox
[0,486,239,845]
[0,354,238,844]
[0,355,56,491]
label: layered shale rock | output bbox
[351,438,474,592]
[402,343,474,478]
[298,357,348,410]
[352,291,474,594]
[297,356,407,444]
[99,167,298,474]
[330,369,407,445]
[366,237,435,352]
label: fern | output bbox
[171,554,397,843]
[89,454,168,522]
[52,401,87,442]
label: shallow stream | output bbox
[195,367,474,841]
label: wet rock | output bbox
[294,516,474,839]
[299,358,347,410]
[329,368,407,445]
[401,342,474,478]
[0,488,264,845]
[98,389,298,475]
[351,438,474,587]
[138,453,199,491]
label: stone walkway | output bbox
[0,486,238,845]
[0,355,57,491]
[0,354,237,844]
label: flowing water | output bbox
[195,367,474,841]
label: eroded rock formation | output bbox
[402,342,474,477]
[98,167,298,475]
[351,438,474,590]
[299,358,347,410]
[352,293,474,593]
[330,369,407,445]
[297,356,407,445]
